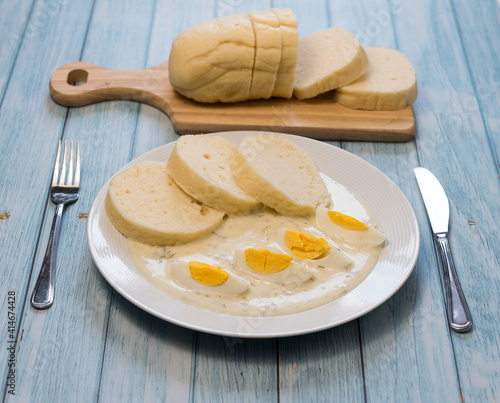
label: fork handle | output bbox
[31,203,64,309]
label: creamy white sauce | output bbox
[127,176,383,317]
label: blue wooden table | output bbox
[1,0,499,401]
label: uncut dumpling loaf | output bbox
[105,161,224,246]
[168,9,299,103]
[293,28,368,100]
[168,13,255,103]
[333,46,418,110]
[167,135,260,215]
[230,134,330,216]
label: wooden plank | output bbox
[330,0,464,399]
[98,304,194,402]
[3,0,159,401]
[291,0,331,37]
[451,0,500,170]
[389,0,500,401]
[132,0,215,155]
[95,1,214,401]
[0,0,96,399]
[271,1,364,401]
[290,0,343,153]
[418,1,500,401]
[193,334,277,403]
[0,0,35,102]
[279,324,364,402]
[187,2,280,401]
[328,1,464,402]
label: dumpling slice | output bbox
[270,8,299,98]
[332,46,418,110]
[293,28,368,99]
[230,134,330,216]
[105,161,224,246]
[248,10,282,99]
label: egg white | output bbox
[170,262,249,296]
[276,228,353,269]
[234,248,313,284]
[316,207,386,246]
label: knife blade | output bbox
[414,167,473,332]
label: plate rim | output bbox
[87,131,420,338]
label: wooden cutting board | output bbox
[50,61,416,141]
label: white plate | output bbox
[88,131,419,338]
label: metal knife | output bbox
[414,167,473,332]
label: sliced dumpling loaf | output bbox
[230,134,330,216]
[248,10,282,100]
[168,13,255,103]
[271,8,299,98]
[105,161,224,246]
[333,46,418,110]
[167,135,260,215]
[293,28,368,100]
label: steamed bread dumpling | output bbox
[293,28,368,99]
[105,161,224,246]
[230,134,330,216]
[168,9,300,103]
[167,135,259,215]
[168,13,255,103]
[333,46,418,110]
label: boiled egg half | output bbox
[316,207,386,246]
[234,248,313,283]
[277,228,353,269]
[171,261,248,296]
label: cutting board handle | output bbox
[49,61,172,110]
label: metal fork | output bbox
[31,141,81,309]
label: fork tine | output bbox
[74,142,80,187]
[59,141,67,186]
[67,141,74,186]
[52,141,61,187]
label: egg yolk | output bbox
[189,261,229,286]
[284,230,332,260]
[244,249,293,274]
[327,211,369,231]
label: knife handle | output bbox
[435,233,473,332]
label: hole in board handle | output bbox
[67,69,88,86]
